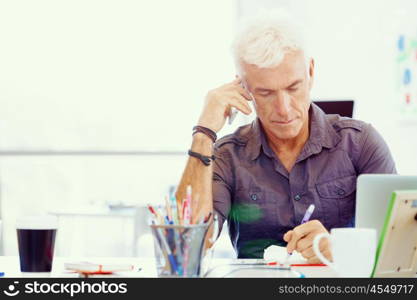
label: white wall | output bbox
[0,0,237,151]
[238,0,417,174]
[0,0,238,256]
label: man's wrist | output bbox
[192,132,214,143]
[188,150,215,166]
[191,133,213,155]
[193,125,217,143]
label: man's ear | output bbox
[308,58,315,90]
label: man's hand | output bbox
[283,220,332,264]
[197,78,252,133]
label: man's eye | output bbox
[258,91,270,96]
[288,85,300,92]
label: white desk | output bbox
[0,256,337,278]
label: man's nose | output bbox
[272,92,291,119]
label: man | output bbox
[176,12,396,262]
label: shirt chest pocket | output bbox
[231,188,277,229]
[315,175,356,229]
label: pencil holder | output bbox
[150,223,210,277]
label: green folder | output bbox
[371,192,396,277]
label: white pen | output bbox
[209,214,219,244]
[228,108,238,125]
[228,83,255,125]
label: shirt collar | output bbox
[248,103,341,161]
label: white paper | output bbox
[263,245,306,264]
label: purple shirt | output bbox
[213,103,396,258]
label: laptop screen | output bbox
[313,100,355,118]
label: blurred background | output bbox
[0,0,416,258]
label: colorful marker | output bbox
[282,204,316,266]
[147,204,163,224]
[301,204,315,224]
[169,187,179,225]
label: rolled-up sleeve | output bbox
[356,124,397,174]
[212,147,233,234]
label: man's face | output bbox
[241,50,314,141]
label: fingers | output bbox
[322,248,333,262]
[227,94,252,115]
[223,78,242,90]
[286,224,311,254]
[228,77,252,100]
[236,84,253,100]
[307,256,322,264]
[296,232,329,252]
[299,242,328,260]
[296,235,314,252]
[288,220,328,252]
[306,248,332,264]
[199,77,253,132]
[286,229,331,265]
[286,220,328,254]
[283,231,293,242]
[297,235,328,254]
[300,246,315,259]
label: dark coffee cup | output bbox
[16,216,58,273]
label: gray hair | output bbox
[232,9,309,74]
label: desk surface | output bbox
[0,256,337,278]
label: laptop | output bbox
[313,100,355,118]
[355,174,417,237]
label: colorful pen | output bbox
[301,204,315,224]
[283,204,316,266]
[186,185,192,223]
[182,200,190,225]
[147,204,163,224]
[155,228,178,274]
[169,187,179,225]
[165,195,173,222]
[182,185,192,225]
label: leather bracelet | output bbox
[192,125,217,143]
[188,150,215,166]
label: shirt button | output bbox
[294,194,301,201]
[251,194,258,201]
[337,189,345,196]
